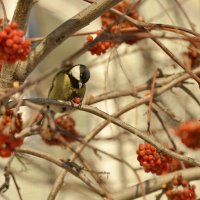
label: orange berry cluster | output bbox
[85,0,143,56]
[101,0,143,45]
[85,31,115,56]
[0,110,23,158]
[43,115,79,146]
[55,115,79,143]
[165,176,197,200]
[137,143,172,175]
[174,120,200,149]
[0,19,31,64]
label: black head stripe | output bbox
[79,64,90,84]
[68,73,80,89]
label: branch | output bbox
[109,7,200,85]
[5,67,200,168]
[6,66,200,109]
[12,0,36,31]
[15,147,104,196]
[77,105,200,167]
[14,0,123,82]
[11,98,200,167]
[111,167,200,200]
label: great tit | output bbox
[48,64,90,113]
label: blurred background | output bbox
[0,0,200,199]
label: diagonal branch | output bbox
[14,0,123,82]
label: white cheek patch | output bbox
[71,66,81,81]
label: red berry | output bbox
[16,30,24,37]
[10,22,19,29]
[6,39,14,46]
[73,97,81,104]
[13,36,22,44]
[86,35,93,42]
[4,26,11,34]
[0,31,7,39]
[0,149,12,158]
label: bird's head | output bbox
[70,64,90,88]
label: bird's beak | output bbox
[79,82,83,88]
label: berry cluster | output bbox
[0,110,23,158]
[85,31,115,56]
[55,115,79,143]
[174,120,200,149]
[137,143,171,175]
[42,115,79,146]
[85,0,143,55]
[101,0,143,45]
[165,176,197,200]
[0,19,31,64]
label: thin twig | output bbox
[15,147,105,196]
[179,85,200,106]
[0,0,8,25]
[174,0,195,31]
[147,69,158,132]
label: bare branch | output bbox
[15,147,105,196]
[14,0,123,82]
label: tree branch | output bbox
[14,0,123,82]
[12,0,36,31]
[111,167,200,200]
[15,147,105,196]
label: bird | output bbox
[48,64,90,113]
